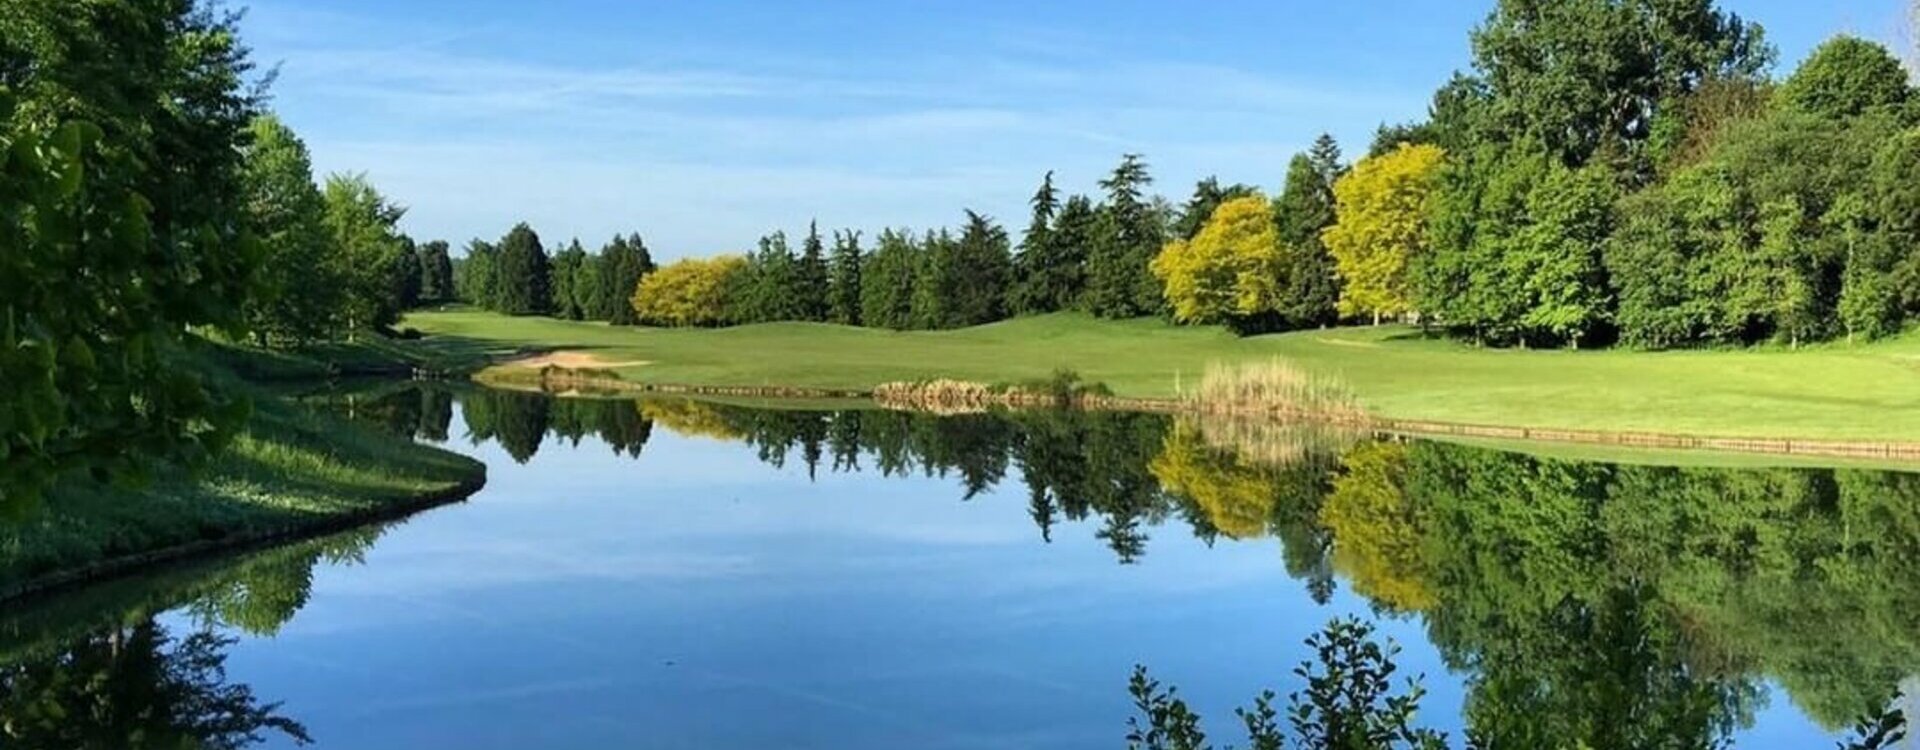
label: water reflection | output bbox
[12,384,1920,747]
[0,527,389,748]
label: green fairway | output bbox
[406,309,1920,441]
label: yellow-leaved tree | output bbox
[1150,195,1282,327]
[632,255,748,327]
[1319,441,1436,612]
[1322,143,1445,324]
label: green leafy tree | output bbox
[492,222,551,316]
[742,231,801,323]
[393,235,422,310]
[0,1,264,506]
[910,229,950,329]
[455,239,499,308]
[1781,36,1913,121]
[322,173,408,332]
[796,221,831,322]
[828,229,864,326]
[1088,154,1164,318]
[935,211,1013,327]
[238,114,338,344]
[1465,0,1772,170]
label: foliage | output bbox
[492,222,551,316]
[860,228,919,330]
[1418,146,1618,347]
[828,229,864,326]
[1151,196,1286,329]
[415,240,455,305]
[0,0,265,508]
[1271,137,1345,328]
[549,239,589,321]
[594,233,655,325]
[239,114,338,344]
[1010,171,1062,315]
[322,173,409,331]
[797,221,831,322]
[1088,154,1167,318]
[1172,176,1258,241]
[632,255,749,328]
[1323,144,1445,323]
[1780,36,1913,121]
[1464,0,1772,170]
[1124,618,1447,750]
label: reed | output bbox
[1185,358,1368,423]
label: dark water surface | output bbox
[4,384,1918,748]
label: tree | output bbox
[828,229,864,326]
[1323,144,1446,324]
[455,240,499,308]
[742,231,801,323]
[1150,195,1286,331]
[934,211,1013,327]
[861,228,919,330]
[238,114,338,344]
[1171,176,1258,240]
[594,233,654,324]
[632,255,749,327]
[322,173,408,332]
[492,222,551,316]
[1010,171,1062,315]
[392,235,422,311]
[1465,0,1772,170]
[416,240,454,304]
[1419,146,1617,347]
[1272,138,1345,328]
[1087,154,1165,318]
[1781,36,1913,121]
[550,239,588,320]
[1,1,263,505]
[797,221,831,322]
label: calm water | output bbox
[3,384,1917,748]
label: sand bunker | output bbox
[505,351,652,370]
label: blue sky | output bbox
[241,0,1911,260]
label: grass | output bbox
[0,372,484,599]
[407,308,1920,441]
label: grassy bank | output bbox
[0,369,485,602]
[408,309,1920,441]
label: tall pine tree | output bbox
[939,211,1013,327]
[1272,135,1345,327]
[797,221,831,322]
[861,228,918,330]
[1087,154,1162,318]
[417,240,455,305]
[551,239,589,320]
[1010,171,1060,315]
[828,229,864,326]
[1172,177,1258,240]
[595,233,654,325]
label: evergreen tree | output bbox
[910,229,949,329]
[860,228,918,330]
[551,239,589,320]
[1045,195,1098,312]
[393,236,423,311]
[1172,176,1258,240]
[417,240,455,304]
[829,229,865,326]
[1010,171,1061,315]
[1272,138,1345,328]
[594,233,653,324]
[571,245,603,321]
[937,211,1013,327]
[455,240,499,308]
[744,231,801,322]
[1087,154,1164,318]
[494,222,551,316]
[797,221,831,321]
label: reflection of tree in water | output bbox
[341,386,1920,742]
[0,528,390,749]
[0,620,311,749]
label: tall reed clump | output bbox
[1186,358,1368,423]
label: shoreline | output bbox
[0,468,487,608]
[476,364,1920,463]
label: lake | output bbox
[2,384,1914,748]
